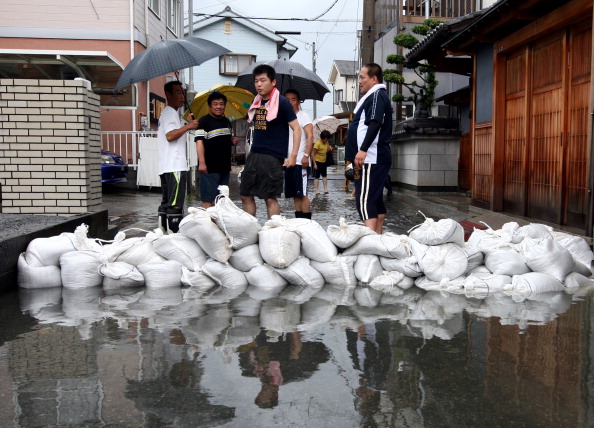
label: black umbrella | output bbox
[114,37,230,90]
[235,59,330,101]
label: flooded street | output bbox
[2,173,593,427]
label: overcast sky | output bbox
[185,0,363,119]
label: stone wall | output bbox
[0,78,101,215]
[392,131,460,192]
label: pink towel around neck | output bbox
[247,87,279,123]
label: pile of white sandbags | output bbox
[17,192,594,307]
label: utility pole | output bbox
[312,42,317,118]
[188,0,194,92]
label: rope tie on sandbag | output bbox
[407,211,431,234]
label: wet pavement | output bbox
[1,168,594,427]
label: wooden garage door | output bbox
[502,23,591,227]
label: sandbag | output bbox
[462,244,484,275]
[564,271,594,288]
[206,186,261,249]
[137,260,182,289]
[245,264,288,289]
[275,256,325,289]
[60,250,103,289]
[416,243,468,282]
[519,237,574,282]
[379,256,423,277]
[152,234,208,271]
[109,229,165,266]
[369,271,405,296]
[179,207,232,263]
[504,272,564,295]
[294,220,338,263]
[515,223,553,241]
[463,271,511,295]
[342,232,413,258]
[415,275,466,293]
[99,261,144,290]
[326,217,375,249]
[354,285,383,307]
[25,233,78,266]
[311,256,358,305]
[554,234,593,276]
[201,258,248,291]
[354,254,383,285]
[408,214,464,246]
[298,297,338,330]
[466,227,514,254]
[228,244,264,272]
[484,248,530,276]
[258,216,301,268]
[17,252,62,289]
[180,266,217,292]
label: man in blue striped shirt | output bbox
[345,63,393,234]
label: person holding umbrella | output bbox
[284,89,314,219]
[240,64,302,219]
[157,81,199,233]
[194,92,238,208]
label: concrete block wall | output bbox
[392,134,460,191]
[0,79,102,215]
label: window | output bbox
[166,0,179,34]
[219,54,256,75]
[148,0,160,16]
[335,89,343,104]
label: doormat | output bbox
[459,220,487,242]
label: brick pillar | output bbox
[0,79,101,215]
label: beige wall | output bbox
[0,79,102,215]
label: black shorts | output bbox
[159,171,187,212]
[239,152,284,199]
[354,163,389,220]
[313,161,328,178]
[284,166,308,198]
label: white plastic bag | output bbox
[519,237,574,282]
[484,248,530,276]
[258,216,301,268]
[408,213,465,246]
[326,217,375,249]
[201,258,248,291]
[17,252,62,289]
[354,254,383,285]
[294,220,338,263]
[416,243,468,282]
[245,264,288,289]
[179,207,232,263]
[25,234,78,266]
[137,260,182,289]
[228,244,264,272]
[343,232,413,258]
[99,261,144,290]
[60,250,103,289]
[206,186,261,249]
[275,256,325,289]
[152,234,208,271]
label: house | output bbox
[327,60,358,116]
[185,6,297,93]
[406,0,594,234]
[0,0,185,136]
[362,0,482,120]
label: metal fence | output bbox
[101,131,157,169]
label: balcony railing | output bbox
[403,0,475,20]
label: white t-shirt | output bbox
[287,109,312,164]
[157,105,188,174]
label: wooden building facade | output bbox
[407,0,594,234]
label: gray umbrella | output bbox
[235,59,330,101]
[114,37,230,90]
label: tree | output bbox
[384,19,442,118]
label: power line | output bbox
[191,13,360,23]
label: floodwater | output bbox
[3,173,594,427]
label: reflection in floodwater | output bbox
[0,283,591,427]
